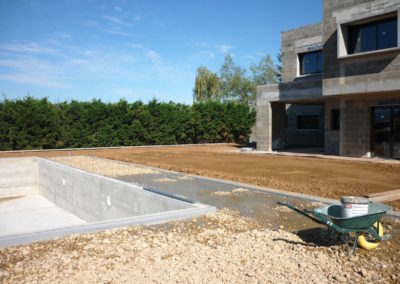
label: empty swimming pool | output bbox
[0,157,214,247]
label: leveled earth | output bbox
[2,144,400,209]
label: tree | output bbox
[276,50,282,82]
[250,54,279,86]
[193,66,219,103]
[219,54,254,103]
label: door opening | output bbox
[371,105,400,159]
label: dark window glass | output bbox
[361,24,377,52]
[331,109,340,130]
[300,50,322,75]
[349,26,361,54]
[297,115,319,129]
[378,18,398,49]
[317,51,323,73]
[348,16,398,54]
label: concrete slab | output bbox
[0,195,85,237]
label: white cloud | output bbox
[0,57,69,88]
[102,15,133,27]
[82,20,98,27]
[145,50,162,63]
[102,15,123,25]
[129,43,145,49]
[104,29,132,36]
[134,15,142,21]
[114,6,122,12]
[0,43,58,55]
[216,44,234,53]
[243,54,256,61]
[53,32,72,39]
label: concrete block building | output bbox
[254,0,400,159]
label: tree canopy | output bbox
[193,66,219,102]
[0,97,256,150]
[193,53,280,104]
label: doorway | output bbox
[371,105,400,159]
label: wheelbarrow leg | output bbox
[344,233,350,256]
[352,233,359,256]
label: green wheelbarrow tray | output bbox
[313,203,392,230]
[277,201,392,255]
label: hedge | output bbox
[0,97,256,150]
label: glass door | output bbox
[372,107,392,158]
[393,107,400,159]
[371,105,400,159]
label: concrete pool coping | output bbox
[0,157,215,248]
[87,156,400,219]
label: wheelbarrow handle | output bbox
[277,201,324,225]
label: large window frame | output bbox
[337,11,400,58]
[298,50,323,76]
[348,16,398,54]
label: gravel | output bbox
[50,156,158,177]
[0,209,398,283]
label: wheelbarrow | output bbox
[277,201,392,255]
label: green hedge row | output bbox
[0,97,256,150]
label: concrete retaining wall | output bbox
[0,157,37,198]
[37,159,195,222]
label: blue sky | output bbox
[0,0,322,104]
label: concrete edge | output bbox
[0,142,233,154]
[250,150,400,165]
[87,156,400,219]
[0,204,216,248]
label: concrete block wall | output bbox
[323,0,400,96]
[271,102,286,149]
[37,159,194,222]
[340,93,400,157]
[286,104,325,147]
[255,85,277,151]
[0,158,37,198]
[324,98,340,154]
[278,76,323,101]
[281,23,323,83]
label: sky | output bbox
[0,0,322,104]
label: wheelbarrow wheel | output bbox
[358,222,383,250]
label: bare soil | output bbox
[2,144,400,210]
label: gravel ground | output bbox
[50,156,158,177]
[1,209,398,283]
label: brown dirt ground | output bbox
[1,144,400,210]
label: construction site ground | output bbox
[1,154,400,283]
[2,143,399,210]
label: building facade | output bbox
[255,0,400,159]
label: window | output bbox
[348,16,398,54]
[297,115,319,129]
[331,109,340,130]
[299,50,323,75]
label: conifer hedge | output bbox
[0,97,255,150]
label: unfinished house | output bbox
[255,0,400,159]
